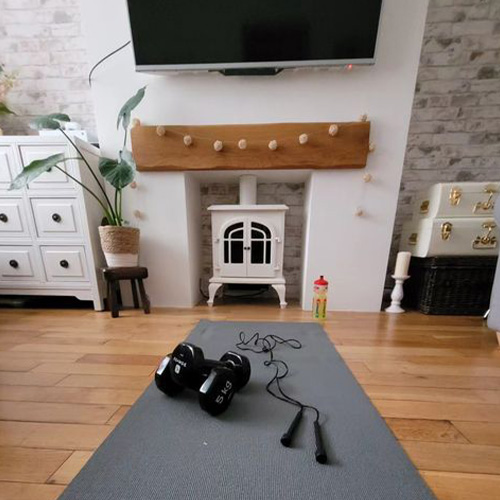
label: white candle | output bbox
[394,251,411,277]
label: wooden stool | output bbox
[102,267,151,318]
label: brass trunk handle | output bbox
[473,185,497,213]
[472,221,497,249]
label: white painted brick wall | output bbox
[388,0,500,282]
[200,183,304,300]
[0,0,96,138]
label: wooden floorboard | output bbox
[0,306,498,499]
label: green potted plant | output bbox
[9,86,146,267]
[0,63,17,135]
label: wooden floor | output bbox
[0,304,499,500]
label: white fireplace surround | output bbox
[207,175,288,308]
[80,0,429,311]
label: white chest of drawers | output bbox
[0,135,105,310]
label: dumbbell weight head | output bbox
[155,356,184,396]
[219,352,251,390]
[198,367,236,416]
[169,343,205,389]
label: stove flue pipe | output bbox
[239,175,257,205]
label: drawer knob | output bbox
[9,259,19,269]
[52,213,62,223]
[59,259,69,269]
[0,213,8,223]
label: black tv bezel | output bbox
[126,0,385,73]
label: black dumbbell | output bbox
[155,342,251,416]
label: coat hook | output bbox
[156,125,166,136]
[131,118,141,128]
[268,140,278,151]
[183,135,193,146]
[299,133,309,145]
[214,140,223,152]
[328,124,338,136]
[359,114,368,122]
[238,139,247,150]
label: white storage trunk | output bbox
[400,217,499,257]
[413,182,499,219]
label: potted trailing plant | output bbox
[0,63,17,135]
[9,86,146,267]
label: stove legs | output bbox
[272,284,287,309]
[207,282,223,307]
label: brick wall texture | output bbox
[388,0,500,278]
[200,183,304,300]
[0,0,96,138]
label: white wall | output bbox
[80,0,429,310]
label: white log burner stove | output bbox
[207,175,288,308]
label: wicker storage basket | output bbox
[403,256,497,315]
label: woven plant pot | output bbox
[99,226,140,267]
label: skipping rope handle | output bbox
[314,421,328,464]
[280,408,303,447]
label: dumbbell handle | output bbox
[280,408,303,447]
[202,358,232,371]
[314,421,327,464]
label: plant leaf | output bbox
[9,153,66,190]
[116,86,146,131]
[0,102,15,115]
[99,150,135,189]
[31,113,71,130]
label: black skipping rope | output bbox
[236,331,328,464]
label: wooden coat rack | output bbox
[131,121,371,172]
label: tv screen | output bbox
[126,0,383,71]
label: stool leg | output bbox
[106,280,111,311]
[116,283,123,307]
[131,279,139,309]
[110,280,119,318]
[138,279,151,314]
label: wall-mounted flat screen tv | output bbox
[126,0,384,72]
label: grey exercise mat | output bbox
[60,320,436,500]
